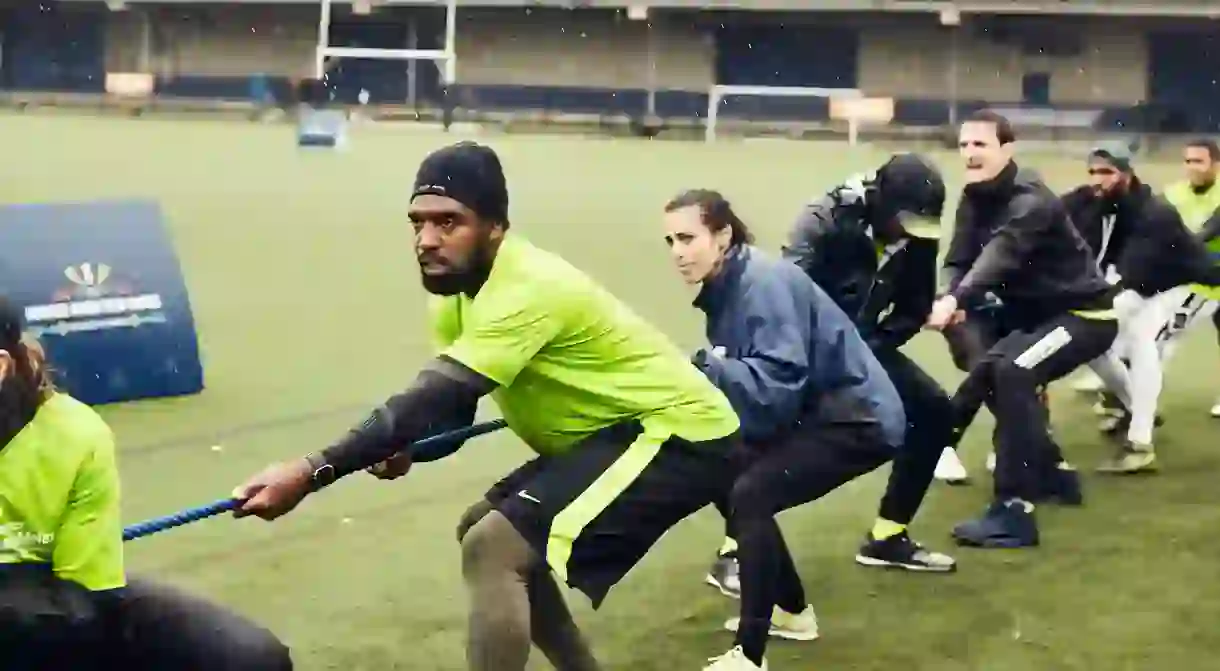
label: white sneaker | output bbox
[1210,399,1220,418]
[703,646,767,671]
[1072,371,1105,394]
[934,447,969,484]
[985,451,996,473]
[724,605,819,642]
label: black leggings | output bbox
[9,574,290,671]
[718,419,895,661]
[105,578,292,670]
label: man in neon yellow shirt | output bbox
[0,298,292,670]
[1161,139,1220,416]
[233,142,743,671]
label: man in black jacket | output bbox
[929,110,1119,549]
[1060,144,1220,473]
[781,153,958,573]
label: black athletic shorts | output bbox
[488,420,739,609]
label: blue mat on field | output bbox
[0,200,204,405]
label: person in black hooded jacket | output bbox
[929,110,1119,550]
[1059,144,1220,474]
[780,153,958,574]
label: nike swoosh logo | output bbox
[518,490,540,503]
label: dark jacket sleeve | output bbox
[1121,200,1220,294]
[1058,187,1091,222]
[950,194,1049,305]
[940,197,974,294]
[781,196,836,279]
[696,273,810,441]
[868,238,937,351]
[1058,186,1095,247]
[1197,207,1220,246]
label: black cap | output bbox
[877,153,945,239]
[412,142,509,222]
[0,297,22,353]
[1089,142,1135,173]
[877,153,945,217]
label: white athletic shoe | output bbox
[934,447,969,484]
[1211,399,1220,418]
[724,605,820,642]
[703,646,767,671]
[985,451,996,473]
[1072,371,1106,394]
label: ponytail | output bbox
[20,336,55,400]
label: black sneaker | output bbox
[704,553,740,599]
[952,499,1040,549]
[855,531,957,573]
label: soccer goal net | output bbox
[706,85,896,144]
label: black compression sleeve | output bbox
[318,358,494,479]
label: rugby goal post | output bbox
[707,85,897,144]
[315,0,458,86]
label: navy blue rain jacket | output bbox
[692,245,906,447]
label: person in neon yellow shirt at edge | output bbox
[0,297,292,670]
[231,141,744,671]
[1161,139,1220,416]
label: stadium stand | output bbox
[1,2,1219,139]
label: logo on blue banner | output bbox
[0,200,204,405]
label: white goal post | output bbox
[707,85,891,144]
[315,0,458,85]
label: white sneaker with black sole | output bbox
[723,605,820,642]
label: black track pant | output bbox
[943,315,1056,461]
[954,313,1117,501]
[873,348,953,525]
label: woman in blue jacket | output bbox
[660,190,925,671]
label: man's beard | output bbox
[0,373,42,451]
[1097,183,1126,204]
[419,241,495,296]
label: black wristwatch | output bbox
[305,452,336,492]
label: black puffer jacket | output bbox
[1062,179,1220,296]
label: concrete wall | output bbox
[100,7,710,91]
[100,8,1146,105]
[455,9,712,92]
[854,14,1147,105]
[105,6,316,79]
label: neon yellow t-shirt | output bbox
[431,235,739,455]
[1165,181,1220,299]
[0,393,125,591]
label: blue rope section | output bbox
[122,418,508,542]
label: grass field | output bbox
[4,114,1219,670]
